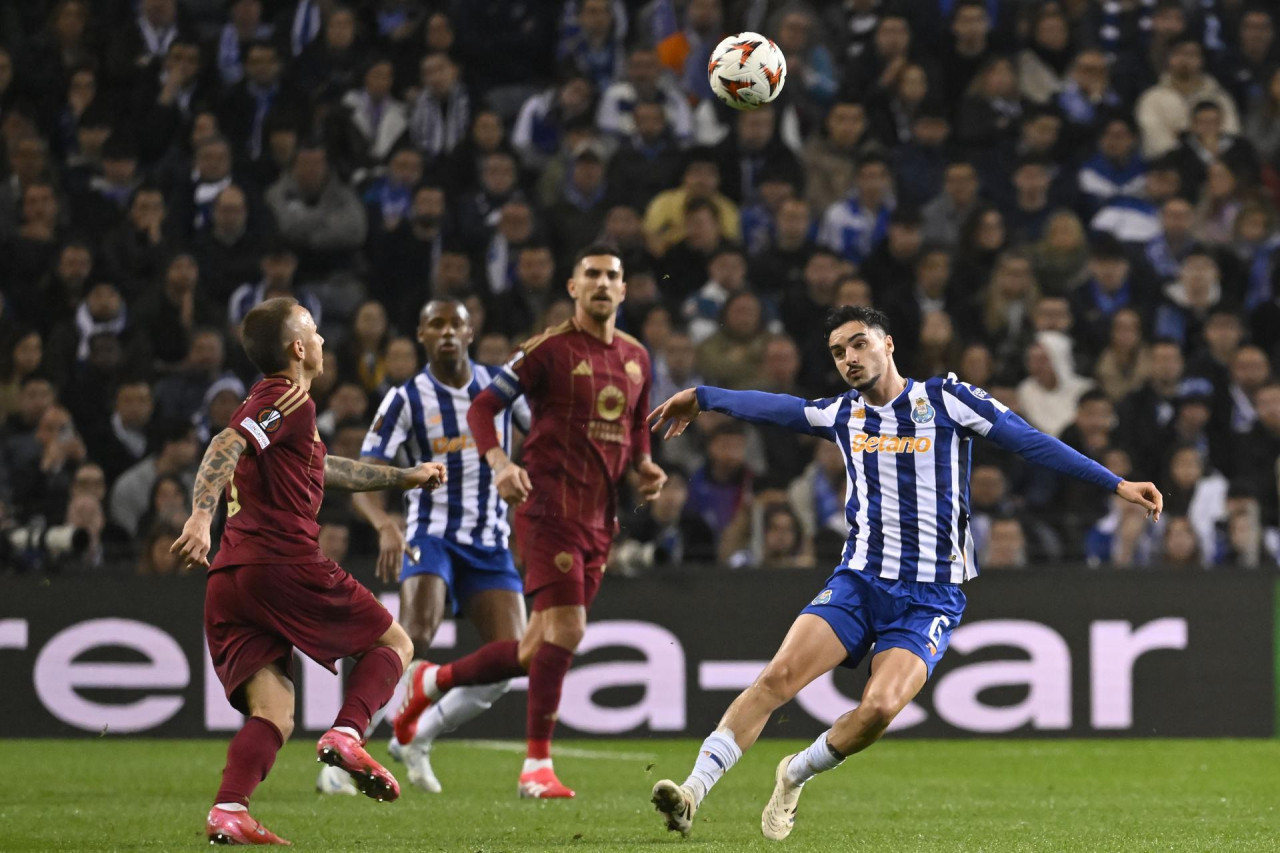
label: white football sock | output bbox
[522,757,553,773]
[683,729,742,807]
[785,730,845,786]
[414,681,511,745]
[214,802,247,812]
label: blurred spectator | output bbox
[317,382,369,441]
[1236,382,1280,529]
[684,244,752,343]
[0,331,43,423]
[696,291,768,390]
[1017,331,1093,437]
[1069,234,1152,361]
[950,204,1007,301]
[606,100,685,211]
[337,300,390,397]
[688,420,752,540]
[265,140,367,276]
[921,160,980,250]
[1164,444,1227,560]
[511,75,596,170]
[1077,116,1146,218]
[84,379,152,485]
[136,519,185,575]
[101,184,171,300]
[644,148,741,256]
[338,57,409,179]
[108,420,198,536]
[787,440,846,562]
[1153,249,1224,348]
[1136,36,1240,159]
[749,197,813,298]
[1017,3,1072,105]
[1094,308,1151,403]
[982,516,1028,569]
[318,518,351,563]
[192,185,269,307]
[616,466,716,573]
[1159,515,1204,567]
[1224,345,1271,436]
[818,153,894,267]
[409,53,470,161]
[487,244,558,340]
[598,47,693,142]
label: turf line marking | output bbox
[454,739,657,761]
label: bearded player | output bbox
[172,297,446,845]
[391,244,667,798]
[646,305,1163,840]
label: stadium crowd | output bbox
[0,0,1278,574]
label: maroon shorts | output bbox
[514,513,612,612]
[205,560,393,713]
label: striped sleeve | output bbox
[361,387,412,461]
[938,374,1008,437]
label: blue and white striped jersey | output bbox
[697,374,1121,584]
[362,362,531,549]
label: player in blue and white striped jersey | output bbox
[337,298,530,795]
[647,305,1163,840]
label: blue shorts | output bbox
[402,536,522,614]
[801,569,967,677]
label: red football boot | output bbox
[316,729,401,802]
[517,766,576,799]
[206,806,292,845]
[391,661,442,746]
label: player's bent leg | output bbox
[827,647,927,756]
[722,614,849,750]
[655,615,847,836]
[317,623,412,803]
[209,664,295,845]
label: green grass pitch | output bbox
[3,738,1278,851]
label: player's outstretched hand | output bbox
[635,458,667,501]
[1116,480,1163,522]
[648,388,700,440]
[171,514,212,569]
[403,461,447,491]
[495,462,533,505]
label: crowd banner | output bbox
[1,569,1273,738]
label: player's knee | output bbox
[546,621,585,650]
[857,693,904,729]
[754,662,801,704]
[250,704,294,740]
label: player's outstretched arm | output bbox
[171,427,247,569]
[324,456,446,493]
[986,410,1163,522]
[649,386,824,439]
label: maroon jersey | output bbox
[210,377,327,571]
[468,319,652,531]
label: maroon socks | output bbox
[334,645,403,733]
[526,642,574,760]
[438,640,524,692]
[214,716,284,806]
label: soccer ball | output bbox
[707,32,787,111]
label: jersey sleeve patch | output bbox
[239,416,271,449]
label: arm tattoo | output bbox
[324,455,406,492]
[191,429,248,514]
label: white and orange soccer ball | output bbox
[707,32,787,111]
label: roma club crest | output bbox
[911,396,935,425]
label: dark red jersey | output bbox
[210,377,327,571]
[468,319,652,531]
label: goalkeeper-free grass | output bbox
[2,738,1277,851]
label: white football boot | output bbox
[315,763,359,796]
[404,742,442,793]
[651,779,697,836]
[761,753,804,841]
